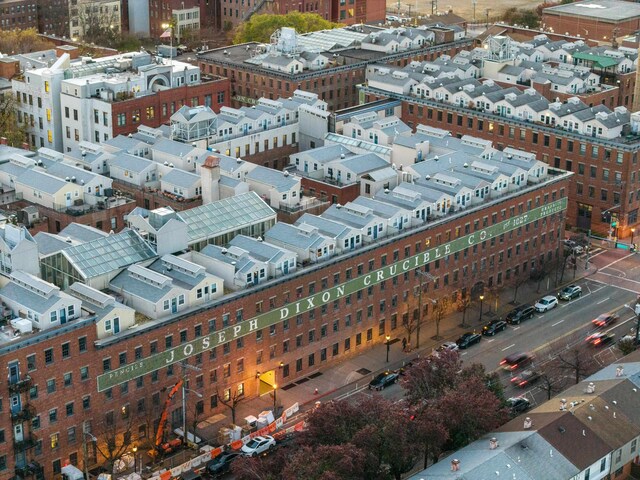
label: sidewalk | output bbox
[145,250,600,473]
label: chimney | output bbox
[451,459,460,472]
[523,417,532,429]
[200,155,220,204]
[560,399,567,411]
[586,383,595,394]
[0,137,7,145]
[489,437,499,450]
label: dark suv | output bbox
[506,305,536,325]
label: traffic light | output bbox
[601,211,612,223]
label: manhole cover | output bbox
[356,368,372,375]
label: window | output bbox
[47,379,56,393]
[27,354,36,371]
[44,348,53,365]
[80,366,89,380]
[49,408,58,423]
[78,337,87,352]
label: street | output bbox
[347,248,640,408]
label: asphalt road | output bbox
[356,249,640,406]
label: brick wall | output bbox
[0,176,569,478]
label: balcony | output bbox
[13,434,38,452]
[11,404,36,423]
[8,375,32,394]
[15,461,43,479]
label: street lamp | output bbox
[182,386,203,447]
[415,269,438,349]
[132,445,138,474]
[479,294,485,323]
[631,227,635,245]
[272,384,278,411]
[385,334,391,362]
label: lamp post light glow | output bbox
[385,335,391,362]
[479,294,485,323]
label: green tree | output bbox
[0,94,27,147]
[0,28,54,54]
[233,12,340,44]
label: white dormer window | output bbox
[51,311,57,322]
[105,319,112,331]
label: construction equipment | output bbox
[149,379,184,457]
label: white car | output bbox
[436,341,459,353]
[534,295,558,312]
[241,435,276,457]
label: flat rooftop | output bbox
[544,0,640,21]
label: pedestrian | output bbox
[402,337,407,352]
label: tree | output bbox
[412,408,448,469]
[431,296,451,340]
[0,94,27,147]
[436,376,508,449]
[0,28,54,54]
[618,336,637,356]
[402,349,462,404]
[456,290,472,327]
[217,387,246,425]
[75,2,121,46]
[233,12,341,44]
[280,444,368,480]
[557,347,594,384]
[92,412,135,476]
[461,363,505,404]
[510,271,530,304]
[537,362,568,400]
[502,8,540,28]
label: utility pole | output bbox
[485,8,491,29]
[415,269,438,349]
[180,361,202,447]
[472,0,477,23]
[432,0,437,15]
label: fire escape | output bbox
[9,361,43,480]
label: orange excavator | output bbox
[149,379,184,457]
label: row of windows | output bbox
[408,105,634,166]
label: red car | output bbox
[592,313,618,328]
[510,370,541,388]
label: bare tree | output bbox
[557,347,595,384]
[217,387,246,425]
[431,296,451,340]
[537,362,568,400]
[93,411,135,476]
[456,291,472,328]
[510,271,530,304]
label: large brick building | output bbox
[361,73,640,237]
[542,0,640,42]
[197,25,473,111]
[0,150,570,478]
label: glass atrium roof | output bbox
[178,192,276,243]
[64,229,156,278]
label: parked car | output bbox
[507,397,531,415]
[206,452,241,477]
[558,284,582,301]
[534,295,558,312]
[592,313,618,328]
[586,332,616,347]
[482,319,507,336]
[368,371,399,391]
[500,352,534,372]
[505,305,536,325]
[435,341,459,353]
[241,436,276,457]
[510,370,541,388]
[456,332,482,349]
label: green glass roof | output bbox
[573,52,619,69]
[178,191,276,243]
[63,229,156,279]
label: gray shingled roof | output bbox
[161,168,200,189]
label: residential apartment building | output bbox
[0,0,37,30]
[11,47,229,152]
[361,67,640,236]
[197,25,474,111]
[0,144,570,478]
